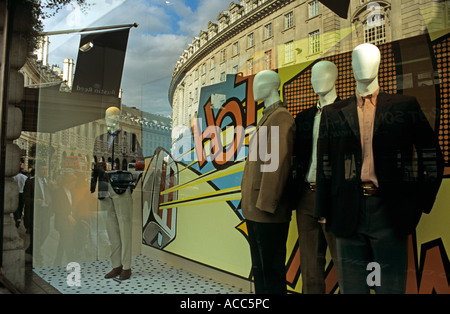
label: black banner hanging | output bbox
[72,28,130,97]
[318,0,351,19]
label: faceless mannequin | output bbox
[314,42,444,294]
[105,106,121,133]
[243,69,295,294]
[90,106,135,280]
[311,61,338,106]
[253,70,281,109]
[352,43,380,96]
[293,60,340,293]
[309,61,339,225]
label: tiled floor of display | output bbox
[33,254,247,294]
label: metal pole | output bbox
[41,22,138,36]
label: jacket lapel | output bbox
[257,102,282,127]
[257,111,271,127]
[248,103,281,151]
[373,92,393,135]
[339,92,393,141]
[340,96,360,140]
[303,106,318,132]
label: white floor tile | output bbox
[33,254,246,294]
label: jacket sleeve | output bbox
[256,111,295,214]
[314,106,332,219]
[410,99,444,214]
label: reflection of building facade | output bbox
[123,106,172,158]
[169,0,448,133]
[1,0,449,295]
[15,36,66,170]
[15,35,172,172]
[17,103,172,174]
[88,105,172,169]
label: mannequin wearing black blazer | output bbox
[315,44,443,294]
[316,91,443,236]
[293,61,340,294]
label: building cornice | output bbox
[168,0,297,105]
[351,0,391,23]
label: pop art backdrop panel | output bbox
[141,33,450,294]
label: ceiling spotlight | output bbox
[79,41,94,52]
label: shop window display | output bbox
[0,0,449,297]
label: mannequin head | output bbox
[311,61,338,98]
[105,106,121,132]
[352,43,380,94]
[311,61,338,106]
[253,70,281,108]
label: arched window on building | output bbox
[352,1,391,46]
[364,9,386,45]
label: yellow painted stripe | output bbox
[160,186,241,207]
[159,192,242,209]
[160,162,245,195]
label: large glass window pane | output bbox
[1,0,449,297]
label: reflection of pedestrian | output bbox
[72,171,97,260]
[23,169,35,255]
[13,170,28,228]
[32,165,53,265]
[53,172,77,265]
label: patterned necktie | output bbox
[108,130,118,149]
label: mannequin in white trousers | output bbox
[101,184,133,280]
[91,106,134,280]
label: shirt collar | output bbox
[317,101,322,112]
[108,128,121,136]
[356,87,380,107]
[317,97,337,112]
[262,101,284,115]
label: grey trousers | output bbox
[336,195,408,294]
[296,190,338,294]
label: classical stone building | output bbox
[14,38,171,174]
[169,0,449,135]
[17,102,171,176]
